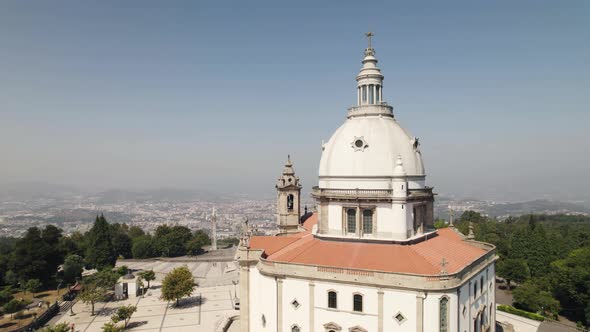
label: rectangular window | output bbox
[362,86,367,102]
[376,86,380,102]
[369,84,374,104]
[362,209,373,234]
[346,208,356,234]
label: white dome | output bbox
[319,115,425,179]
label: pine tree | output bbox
[86,214,117,269]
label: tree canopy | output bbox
[160,266,195,306]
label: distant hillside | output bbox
[92,188,242,204]
[435,198,590,219]
[486,199,590,216]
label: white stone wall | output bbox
[327,202,342,233]
[281,278,310,331]
[249,266,278,331]
[457,264,496,332]
[247,265,497,332]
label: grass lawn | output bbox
[0,287,68,331]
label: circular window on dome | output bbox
[351,136,368,152]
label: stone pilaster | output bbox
[378,289,384,332]
[277,278,283,332]
[240,265,250,332]
[309,282,315,330]
[416,292,425,332]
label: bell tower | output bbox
[276,155,302,234]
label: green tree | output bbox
[160,266,195,306]
[497,258,531,287]
[0,287,14,306]
[3,299,23,318]
[40,322,71,332]
[551,247,590,325]
[4,270,18,287]
[111,224,133,259]
[26,278,42,297]
[86,214,117,269]
[80,286,105,316]
[110,305,137,328]
[154,226,193,257]
[433,219,448,229]
[513,281,560,317]
[138,270,156,289]
[88,268,120,289]
[186,230,211,255]
[116,265,129,276]
[11,227,51,283]
[101,322,124,332]
[131,236,155,259]
[127,226,145,240]
[63,254,85,283]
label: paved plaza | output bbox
[53,259,240,332]
[116,260,238,288]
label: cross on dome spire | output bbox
[364,32,376,57]
[365,32,374,49]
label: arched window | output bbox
[362,209,373,234]
[480,276,484,293]
[353,294,363,312]
[347,209,356,234]
[328,291,337,309]
[291,325,301,332]
[439,297,449,332]
[287,194,294,211]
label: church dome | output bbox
[318,36,425,186]
[319,116,425,178]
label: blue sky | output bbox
[1,1,589,201]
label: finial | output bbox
[287,154,291,164]
[365,32,374,49]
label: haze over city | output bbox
[1,1,589,202]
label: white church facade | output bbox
[236,35,497,332]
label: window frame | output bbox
[353,293,363,312]
[327,290,338,309]
[345,208,357,234]
[439,296,449,332]
[362,208,374,235]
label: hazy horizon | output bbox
[1,1,589,202]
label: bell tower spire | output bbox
[276,155,302,234]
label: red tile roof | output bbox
[249,213,489,275]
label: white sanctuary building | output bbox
[236,36,497,332]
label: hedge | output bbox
[497,304,545,322]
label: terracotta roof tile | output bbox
[248,214,489,275]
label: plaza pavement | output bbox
[54,260,240,332]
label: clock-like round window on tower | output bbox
[355,139,364,148]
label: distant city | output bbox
[1,183,589,238]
